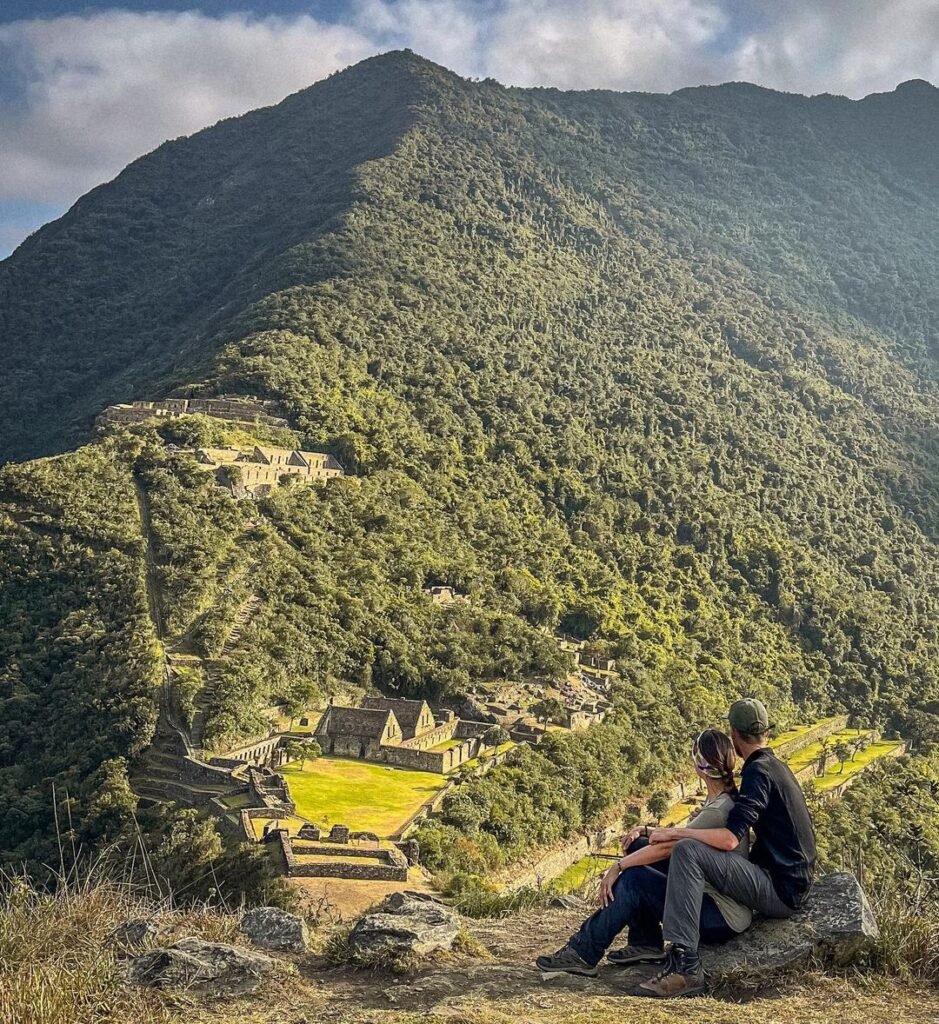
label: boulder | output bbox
[706,872,879,973]
[240,906,310,953]
[348,892,460,961]
[549,894,589,912]
[108,918,164,951]
[127,937,273,997]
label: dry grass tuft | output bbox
[0,874,171,1024]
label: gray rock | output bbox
[240,906,310,953]
[127,937,273,997]
[348,893,460,960]
[705,872,879,974]
[108,918,163,951]
[549,894,589,912]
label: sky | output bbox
[2,0,939,257]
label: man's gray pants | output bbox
[663,838,795,950]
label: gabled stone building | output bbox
[314,706,403,759]
[314,696,490,773]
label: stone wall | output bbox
[398,718,459,752]
[502,823,622,893]
[381,735,480,773]
[274,836,408,881]
[179,756,238,787]
[289,859,408,881]
[223,735,284,766]
[329,735,383,759]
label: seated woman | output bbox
[536,729,752,978]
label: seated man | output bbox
[535,730,752,978]
[636,698,816,999]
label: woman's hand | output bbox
[620,827,643,853]
[598,863,622,908]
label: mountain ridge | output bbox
[3,52,939,466]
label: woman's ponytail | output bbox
[693,729,738,795]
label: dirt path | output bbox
[132,472,192,756]
[133,474,165,642]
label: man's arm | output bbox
[649,762,773,850]
[648,826,738,850]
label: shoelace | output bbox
[648,949,678,982]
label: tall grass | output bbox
[866,878,939,982]
[0,864,241,1024]
[0,873,168,1024]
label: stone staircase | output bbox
[221,595,262,658]
[163,593,261,756]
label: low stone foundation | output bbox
[275,834,408,881]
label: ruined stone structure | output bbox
[314,697,490,773]
[276,832,410,881]
[195,444,343,496]
[423,585,468,605]
[98,396,288,428]
[565,704,608,731]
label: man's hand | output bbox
[598,863,622,908]
[648,827,681,844]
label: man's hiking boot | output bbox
[535,945,599,979]
[633,946,708,999]
[607,944,667,966]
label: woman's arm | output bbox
[597,840,678,907]
[618,839,678,869]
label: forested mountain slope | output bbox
[1,51,937,873]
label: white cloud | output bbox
[733,0,939,97]
[0,11,375,205]
[1,1,938,254]
[484,0,728,91]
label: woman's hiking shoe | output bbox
[633,946,708,998]
[535,945,599,979]
[607,944,667,966]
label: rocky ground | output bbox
[7,877,939,1024]
[175,902,939,1024]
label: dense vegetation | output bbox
[0,51,937,876]
[0,437,159,865]
[812,743,939,979]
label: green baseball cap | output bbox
[726,697,770,736]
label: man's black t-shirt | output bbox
[725,747,816,909]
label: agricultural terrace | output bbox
[813,739,903,792]
[661,798,701,827]
[552,850,617,894]
[281,756,446,837]
[786,728,871,775]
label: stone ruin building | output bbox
[98,395,288,428]
[314,696,490,773]
[194,445,344,496]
